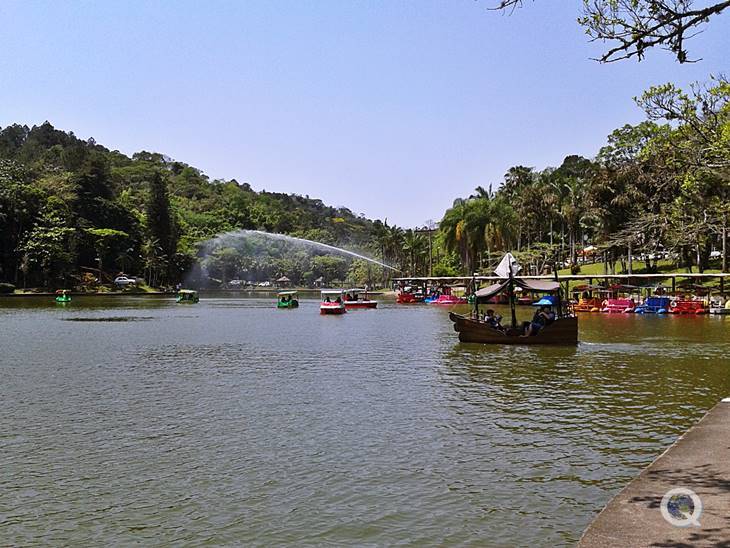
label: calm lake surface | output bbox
[1,295,729,546]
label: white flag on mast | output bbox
[494,253,521,279]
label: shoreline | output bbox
[578,398,730,547]
[0,288,396,298]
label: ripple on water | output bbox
[0,298,728,546]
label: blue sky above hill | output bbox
[1,1,727,226]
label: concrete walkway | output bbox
[579,399,730,547]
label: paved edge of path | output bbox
[578,398,730,548]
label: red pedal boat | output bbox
[668,300,707,314]
[344,288,377,309]
[430,294,467,305]
[397,289,424,304]
[320,289,347,315]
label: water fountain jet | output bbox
[200,229,399,272]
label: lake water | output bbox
[1,295,728,546]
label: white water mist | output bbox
[201,229,399,271]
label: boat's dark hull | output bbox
[449,313,578,345]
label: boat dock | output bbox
[395,273,730,297]
[578,398,730,547]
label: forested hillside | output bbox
[2,76,727,292]
[0,122,398,290]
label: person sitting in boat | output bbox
[523,306,553,337]
[484,309,504,331]
[335,296,342,304]
[325,296,331,303]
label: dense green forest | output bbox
[1,77,727,292]
[0,122,405,290]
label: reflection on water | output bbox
[1,296,728,546]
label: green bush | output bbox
[0,283,16,294]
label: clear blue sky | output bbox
[1,1,728,227]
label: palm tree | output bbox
[440,199,470,273]
[142,237,166,287]
[485,197,517,263]
[402,229,426,275]
[559,177,587,268]
[464,198,491,272]
[385,224,405,271]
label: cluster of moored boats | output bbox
[572,287,730,315]
[396,286,469,305]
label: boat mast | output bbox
[508,261,517,328]
[554,265,563,318]
[472,274,479,318]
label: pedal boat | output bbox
[176,289,199,303]
[55,289,71,303]
[277,290,299,309]
[320,289,347,315]
[343,289,377,309]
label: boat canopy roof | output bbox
[475,281,508,300]
[609,284,641,290]
[345,288,366,293]
[321,289,344,295]
[178,289,198,294]
[277,290,298,296]
[521,279,561,292]
[573,284,603,291]
[475,278,560,301]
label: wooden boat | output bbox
[277,290,299,308]
[55,289,71,303]
[344,289,377,309]
[176,289,199,303]
[449,253,578,345]
[320,289,346,315]
[450,313,578,345]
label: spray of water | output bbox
[202,229,399,271]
